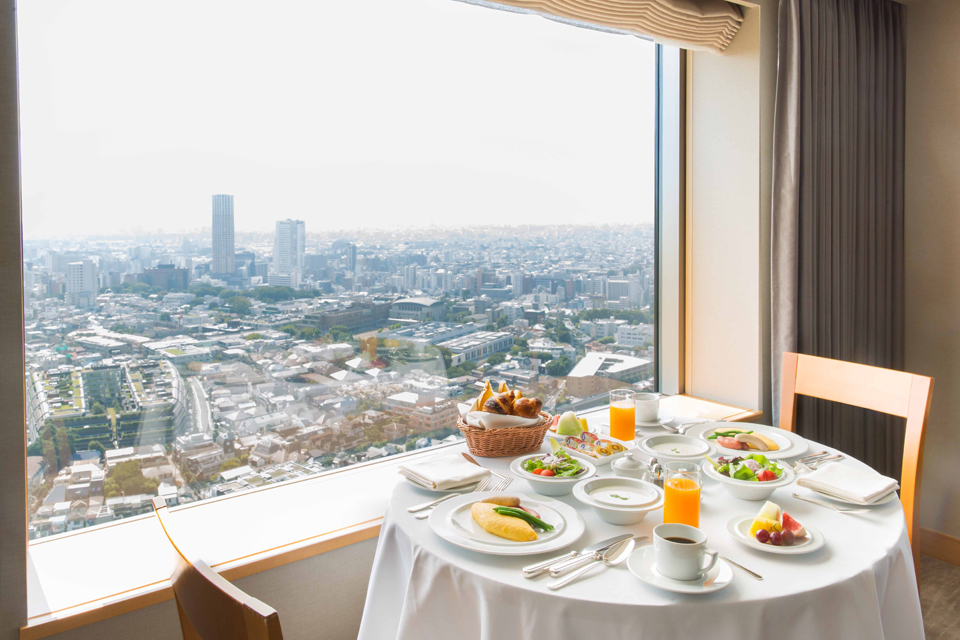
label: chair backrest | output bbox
[779,352,933,550]
[152,497,284,640]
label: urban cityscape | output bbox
[23,195,655,539]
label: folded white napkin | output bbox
[798,463,899,505]
[464,410,541,430]
[398,453,490,490]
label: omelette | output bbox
[470,502,537,541]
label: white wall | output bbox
[46,538,378,640]
[688,0,778,416]
[904,0,960,539]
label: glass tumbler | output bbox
[663,461,702,528]
[608,389,636,441]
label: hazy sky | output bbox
[17,0,655,239]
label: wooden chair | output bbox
[779,352,933,566]
[152,497,284,640]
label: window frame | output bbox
[3,17,686,640]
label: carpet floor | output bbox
[920,555,960,639]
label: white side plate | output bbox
[725,514,825,555]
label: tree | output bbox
[484,323,496,331]
[436,346,454,369]
[300,327,319,340]
[219,458,242,472]
[329,325,353,342]
[509,346,522,356]
[496,316,509,329]
[546,355,574,377]
[486,352,506,365]
[111,398,122,412]
[159,312,172,322]
[88,440,107,460]
[226,296,252,316]
[55,426,72,468]
[280,323,300,337]
[599,336,616,344]
[245,333,264,341]
[91,401,106,415]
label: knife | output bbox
[550,536,649,577]
[522,534,633,579]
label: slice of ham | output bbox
[717,436,743,449]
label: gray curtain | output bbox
[771,0,905,478]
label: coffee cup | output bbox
[652,523,719,581]
[635,393,660,424]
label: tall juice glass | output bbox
[608,389,636,441]
[663,461,701,528]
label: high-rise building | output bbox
[273,219,306,276]
[212,194,235,275]
[402,265,418,291]
[345,243,357,273]
[66,259,98,308]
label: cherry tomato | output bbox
[540,469,555,477]
[757,470,777,482]
[531,468,543,475]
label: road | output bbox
[189,377,212,434]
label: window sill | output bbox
[21,395,759,640]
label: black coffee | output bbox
[665,537,696,544]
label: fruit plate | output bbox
[428,492,585,556]
[726,514,825,555]
[685,422,809,460]
[546,425,600,440]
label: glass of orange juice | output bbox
[663,461,702,528]
[608,389,636,441]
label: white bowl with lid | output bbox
[612,452,648,480]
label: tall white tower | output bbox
[212,194,235,275]
[273,219,305,275]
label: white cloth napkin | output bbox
[464,411,541,430]
[798,463,899,504]
[398,453,489,490]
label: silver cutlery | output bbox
[548,537,636,590]
[414,476,492,519]
[408,492,464,513]
[462,452,512,492]
[523,534,633,579]
[791,492,869,514]
[721,556,763,580]
[550,536,649,577]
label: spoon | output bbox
[547,537,636,590]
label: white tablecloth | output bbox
[358,426,923,640]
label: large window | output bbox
[19,0,659,538]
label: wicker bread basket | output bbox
[457,411,553,458]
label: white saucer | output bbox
[726,514,825,555]
[627,545,733,594]
[636,413,675,428]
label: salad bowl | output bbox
[510,452,596,496]
[703,456,795,501]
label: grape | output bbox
[769,531,783,546]
[755,529,770,544]
[781,530,795,546]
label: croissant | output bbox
[512,397,542,419]
[483,391,515,414]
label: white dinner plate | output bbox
[403,476,481,493]
[627,545,734,594]
[638,434,715,461]
[428,492,585,556]
[686,422,809,460]
[799,485,898,506]
[726,514,825,555]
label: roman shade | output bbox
[455,0,744,54]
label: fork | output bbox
[415,475,493,519]
[462,453,512,492]
[662,419,710,435]
[791,492,869,514]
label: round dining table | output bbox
[357,431,923,640]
